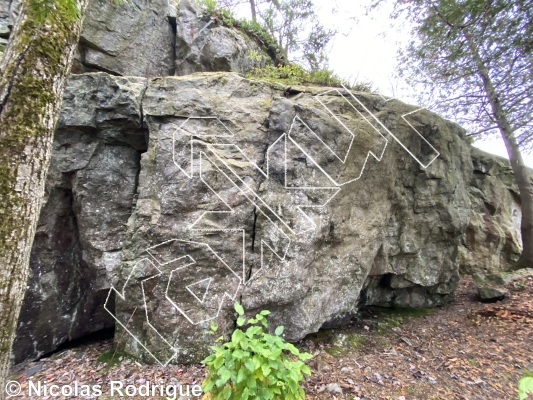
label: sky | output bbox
[317,0,533,167]
[231,0,533,167]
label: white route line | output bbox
[141,238,242,326]
[104,258,179,366]
[106,82,441,363]
[161,239,242,325]
[340,85,440,169]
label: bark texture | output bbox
[464,29,533,270]
[0,0,88,392]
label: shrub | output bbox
[201,303,312,400]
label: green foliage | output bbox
[384,0,533,146]
[233,18,286,65]
[201,303,313,400]
[519,370,533,400]
[199,0,218,14]
[257,0,335,71]
[247,63,373,91]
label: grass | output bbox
[306,307,435,358]
[97,348,129,370]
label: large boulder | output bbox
[75,0,176,77]
[12,73,148,365]
[111,72,472,364]
[73,0,270,77]
[12,72,526,366]
[174,0,271,76]
[458,148,523,274]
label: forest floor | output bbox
[8,275,533,400]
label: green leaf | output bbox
[221,385,232,400]
[234,302,244,316]
[260,310,271,316]
[237,366,248,383]
[275,326,284,336]
[232,329,244,344]
[261,363,271,377]
[519,376,533,400]
[210,321,218,332]
[237,316,246,326]
[202,380,214,393]
[246,376,257,390]
[299,352,313,361]
[232,349,245,359]
[214,356,224,369]
[244,358,255,372]
[202,354,215,363]
[219,367,232,385]
[285,343,299,355]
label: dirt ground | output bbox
[8,275,533,399]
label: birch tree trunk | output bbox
[0,0,88,393]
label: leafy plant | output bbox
[519,370,533,400]
[201,303,313,400]
[198,0,218,14]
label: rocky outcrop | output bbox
[458,148,523,274]
[0,0,19,59]
[112,73,472,364]
[1,0,270,77]
[12,71,527,366]
[174,0,271,75]
[12,73,147,364]
[73,0,269,77]
[74,0,176,76]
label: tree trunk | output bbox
[464,29,533,269]
[249,0,257,22]
[0,0,88,394]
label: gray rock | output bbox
[474,268,533,302]
[458,147,523,274]
[477,286,508,301]
[77,0,175,77]
[12,73,148,365]
[113,72,472,364]
[0,0,20,40]
[326,383,343,395]
[1,0,271,77]
[174,0,271,76]
[11,72,527,366]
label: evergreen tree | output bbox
[387,0,533,269]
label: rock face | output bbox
[74,0,269,77]
[111,73,472,364]
[174,0,271,76]
[75,0,176,77]
[458,148,523,274]
[1,0,269,77]
[12,73,147,364]
[12,72,526,366]
[0,0,19,59]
